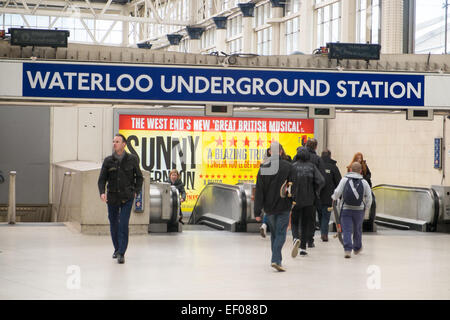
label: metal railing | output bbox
[54,172,73,222]
[7,171,16,224]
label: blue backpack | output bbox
[342,178,364,206]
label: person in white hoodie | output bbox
[331,162,372,258]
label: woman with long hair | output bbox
[347,152,372,188]
[346,152,376,232]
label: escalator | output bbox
[372,184,443,232]
[148,183,181,232]
[188,183,257,232]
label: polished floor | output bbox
[0,223,449,300]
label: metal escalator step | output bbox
[199,220,225,230]
[374,220,410,230]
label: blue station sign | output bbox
[20,62,425,107]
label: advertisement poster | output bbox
[119,114,314,212]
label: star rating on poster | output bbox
[212,136,266,148]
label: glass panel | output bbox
[332,18,339,42]
[286,19,292,34]
[323,21,330,44]
[294,0,300,13]
[360,8,366,43]
[12,14,23,27]
[332,2,340,19]
[371,0,380,43]
[36,16,49,28]
[324,5,330,22]
[415,0,445,53]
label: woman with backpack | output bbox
[331,162,372,258]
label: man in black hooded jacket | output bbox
[254,142,292,272]
[319,149,342,241]
[289,147,325,257]
[293,138,326,247]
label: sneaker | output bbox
[271,263,286,272]
[117,254,125,264]
[354,247,363,255]
[299,250,308,256]
[112,250,118,259]
[260,224,267,238]
[321,235,329,242]
[344,251,351,258]
[291,239,300,258]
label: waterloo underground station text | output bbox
[23,63,424,105]
[25,72,422,100]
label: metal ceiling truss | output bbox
[0,0,247,46]
[0,0,191,30]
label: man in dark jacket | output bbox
[289,147,325,257]
[98,133,143,264]
[319,149,342,241]
[294,138,326,247]
[254,142,292,272]
[293,139,326,175]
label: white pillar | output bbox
[381,0,404,53]
[122,8,129,47]
[215,29,227,53]
[190,0,198,25]
[242,17,254,53]
[341,0,357,43]
[299,0,314,54]
[189,39,201,53]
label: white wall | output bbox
[52,105,114,164]
[327,112,449,188]
[52,107,78,163]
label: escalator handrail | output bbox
[430,188,440,231]
[373,184,436,193]
[170,186,180,224]
[238,186,248,231]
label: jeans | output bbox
[262,213,268,224]
[266,210,290,265]
[320,205,331,236]
[341,209,365,252]
[291,205,315,250]
[107,198,133,255]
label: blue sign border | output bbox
[22,62,425,107]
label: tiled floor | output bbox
[0,223,449,300]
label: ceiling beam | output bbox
[0,7,190,25]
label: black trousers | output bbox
[291,205,316,250]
